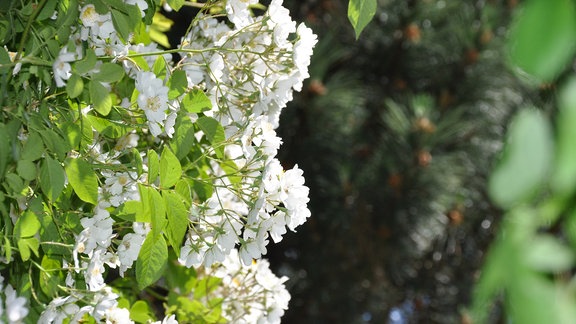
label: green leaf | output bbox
[15,210,41,238]
[489,109,553,208]
[166,0,184,11]
[93,63,125,83]
[508,0,576,82]
[181,89,212,113]
[130,300,154,323]
[17,159,36,181]
[153,55,167,79]
[37,0,59,21]
[139,184,166,236]
[552,77,576,195]
[65,157,99,205]
[168,70,188,99]
[136,232,168,290]
[4,236,11,263]
[111,9,132,42]
[90,81,112,116]
[523,235,574,272]
[5,173,25,194]
[40,255,63,297]
[115,200,141,222]
[133,148,144,176]
[197,116,225,157]
[175,179,193,205]
[40,129,69,160]
[160,147,181,189]
[17,237,39,261]
[21,131,44,161]
[66,73,84,98]
[148,150,159,185]
[62,122,82,149]
[74,49,97,74]
[170,113,196,160]
[39,157,65,202]
[163,190,188,255]
[0,124,10,179]
[86,115,129,138]
[348,0,377,39]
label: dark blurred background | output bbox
[163,0,551,322]
[264,0,547,322]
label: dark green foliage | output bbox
[268,0,538,322]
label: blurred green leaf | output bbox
[489,109,553,208]
[130,300,154,323]
[166,0,184,11]
[552,77,576,195]
[523,235,574,272]
[508,0,576,82]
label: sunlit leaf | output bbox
[136,232,168,290]
[348,0,377,39]
[65,157,99,205]
[181,89,212,113]
[163,190,188,255]
[160,147,181,189]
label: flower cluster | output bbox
[176,0,316,268]
[202,249,291,323]
[1,0,315,322]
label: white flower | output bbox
[179,236,208,268]
[102,171,139,207]
[117,223,149,276]
[105,306,133,324]
[136,71,170,136]
[5,284,29,323]
[292,23,318,91]
[79,4,115,40]
[38,296,81,324]
[267,0,296,46]
[80,4,100,28]
[226,0,258,28]
[53,48,76,87]
[84,248,107,291]
[76,206,115,258]
[153,314,179,324]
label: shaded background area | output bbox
[265,0,546,322]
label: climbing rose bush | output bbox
[0,0,316,322]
